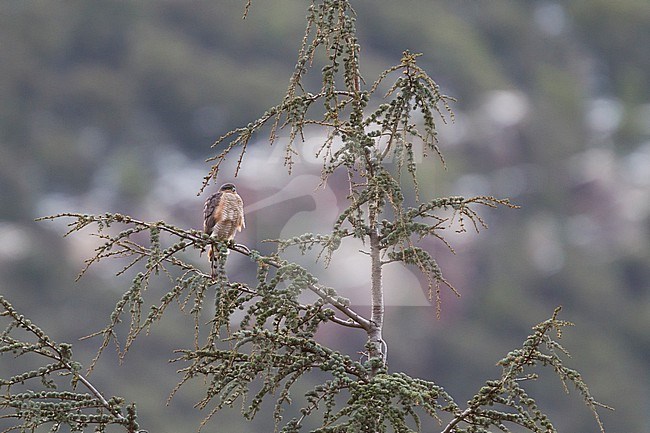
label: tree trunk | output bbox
[368,227,385,375]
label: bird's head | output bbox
[219,183,237,193]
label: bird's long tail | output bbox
[209,244,230,279]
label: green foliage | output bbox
[0,296,140,433]
[203,1,517,323]
[441,307,610,433]
[1,1,612,432]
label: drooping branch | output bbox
[439,307,611,433]
[229,243,371,330]
[0,296,141,433]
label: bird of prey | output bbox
[203,183,245,277]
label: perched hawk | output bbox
[203,183,245,277]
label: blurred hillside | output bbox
[1,1,648,432]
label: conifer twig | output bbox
[0,296,135,431]
[229,243,371,330]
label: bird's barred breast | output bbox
[222,195,242,220]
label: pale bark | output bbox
[368,227,386,374]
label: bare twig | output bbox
[329,315,364,328]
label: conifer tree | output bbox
[1,2,609,432]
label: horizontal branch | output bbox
[38,213,372,332]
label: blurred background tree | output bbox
[0,1,648,432]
